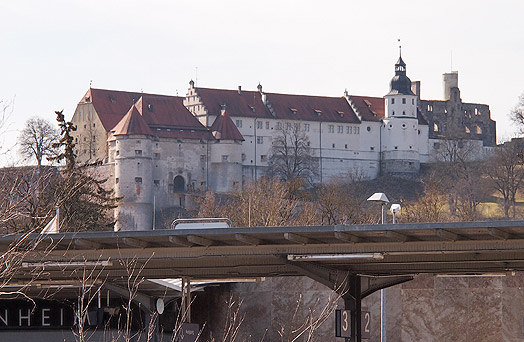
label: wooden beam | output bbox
[74,239,102,250]
[284,233,309,245]
[235,234,262,246]
[488,228,510,240]
[187,235,213,247]
[334,232,361,243]
[168,236,193,247]
[122,237,149,248]
[384,230,408,242]
[435,229,460,241]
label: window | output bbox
[235,120,242,128]
[428,105,433,111]
[241,153,246,161]
[154,153,160,158]
[391,98,395,104]
[222,155,229,162]
[256,136,264,144]
[304,124,310,132]
[402,111,406,115]
[475,125,483,134]
[355,127,360,134]
[154,180,160,185]
[135,177,142,184]
[266,121,270,129]
[260,155,267,162]
[256,121,263,129]
[412,99,415,105]
[434,142,440,150]
[277,122,282,130]
[337,125,343,133]
[286,122,292,130]
[93,123,96,127]
[294,123,300,130]
[116,150,120,156]
[465,126,471,134]
[135,150,142,156]
[345,144,348,149]
[367,126,371,132]
[115,178,119,184]
[392,111,395,116]
[200,154,206,161]
[433,122,439,132]
[328,125,334,133]
[92,136,96,141]
[332,144,336,148]
[402,98,406,104]
[346,126,351,134]
[370,147,375,151]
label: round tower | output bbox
[382,53,420,177]
[110,104,155,231]
[114,135,154,231]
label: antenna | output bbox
[195,67,198,86]
[398,38,401,57]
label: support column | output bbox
[343,275,362,342]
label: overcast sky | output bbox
[1,0,523,165]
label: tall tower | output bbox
[381,51,420,177]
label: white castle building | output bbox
[70,55,496,230]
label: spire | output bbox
[387,43,414,96]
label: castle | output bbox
[70,55,496,230]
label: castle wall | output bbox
[70,103,109,164]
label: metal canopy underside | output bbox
[4,220,524,292]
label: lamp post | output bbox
[367,192,389,342]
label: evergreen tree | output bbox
[49,110,118,231]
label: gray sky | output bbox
[1,0,523,165]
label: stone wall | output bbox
[194,273,524,342]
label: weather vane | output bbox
[398,38,402,57]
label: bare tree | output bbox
[18,116,59,167]
[487,139,524,218]
[268,125,318,184]
[401,174,449,223]
[510,92,524,133]
[432,130,487,220]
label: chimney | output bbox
[257,83,263,93]
[238,86,242,95]
[220,104,227,116]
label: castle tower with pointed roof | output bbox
[109,103,155,231]
[382,53,421,177]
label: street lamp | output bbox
[390,204,401,224]
[367,192,389,224]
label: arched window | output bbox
[173,175,185,193]
[475,124,483,134]
[465,126,471,134]
[433,122,439,132]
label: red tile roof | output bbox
[112,105,154,137]
[210,111,244,141]
[80,88,212,139]
[196,88,273,118]
[349,95,385,122]
[196,87,361,123]
[264,93,360,123]
[134,96,206,130]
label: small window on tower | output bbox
[391,98,395,104]
[135,177,142,184]
[402,98,406,104]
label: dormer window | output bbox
[148,104,154,112]
[248,105,256,113]
[314,109,322,116]
[290,108,297,115]
[337,111,344,118]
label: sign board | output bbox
[335,310,371,339]
[175,323,200,342]
[335,310,351,338]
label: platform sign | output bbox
[175,323,200,342]
[335,310,371,339]
[335,310,351,338]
